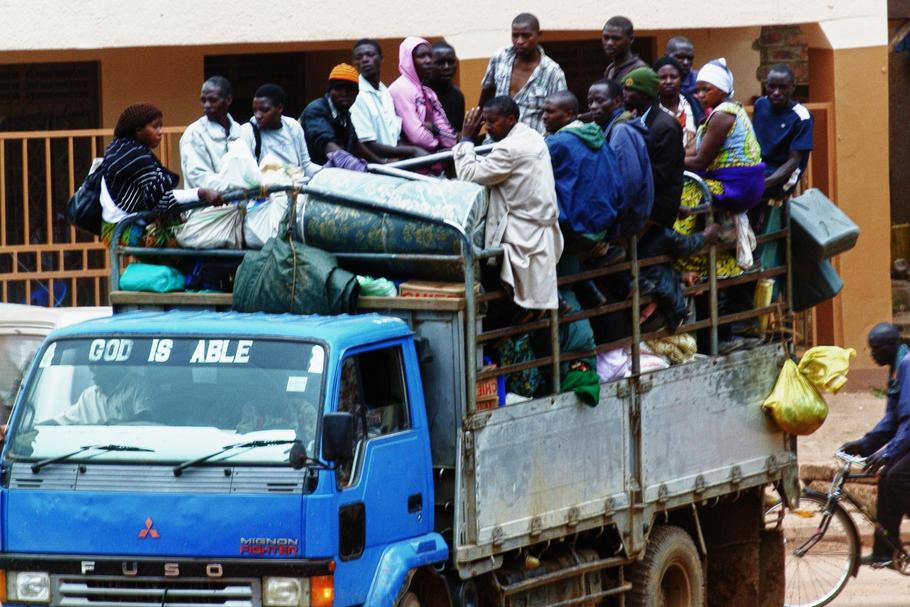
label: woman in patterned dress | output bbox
[673,58,765,279]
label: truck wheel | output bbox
[628,526,705,607]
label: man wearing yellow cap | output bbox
[300,63,383,166]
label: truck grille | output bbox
[53,575,260,607]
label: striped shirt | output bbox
[481,46,567,135]
[102,137,180,215]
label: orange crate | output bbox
[476,364,499,411]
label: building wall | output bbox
[889,20,910,224]
[829,44,892,367]
[0,0,885,56]
[0,1,892,369]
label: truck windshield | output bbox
[0,335,43,422]
[7,336,326,467]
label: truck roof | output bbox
[47,310,413,351]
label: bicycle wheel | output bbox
[766,490,859,607]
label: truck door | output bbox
[330,341,433,605]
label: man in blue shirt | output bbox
[586,79,625,138]
[542,90,624,243]
[666,36,697,96]
[752,64,814,199]
[841,323,910,567]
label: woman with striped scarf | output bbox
[100,103,223,247]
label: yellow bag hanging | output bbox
[762,359,829,435]
[797,346,856,394]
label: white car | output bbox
[0,304,111,422]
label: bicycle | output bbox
[765,451,910,607]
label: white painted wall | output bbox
[0,0,886,56]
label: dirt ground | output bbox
[794,390,910,606]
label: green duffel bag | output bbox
[232,214,359,315]
[120,263,185,293]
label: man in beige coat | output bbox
[454,95,563,311]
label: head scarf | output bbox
[622,67,659,99]
[697,58,734,98]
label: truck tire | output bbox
[627,525,705,607]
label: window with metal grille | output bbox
[0,61,100,132]
[545,36,656,111]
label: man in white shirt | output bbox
[349,39,428,160]
[179,76,242,189]
[239,83,319,176]
[43,367,153,426]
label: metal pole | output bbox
[783,197,794,355]
[380,144,495,171]
[550,309,561,393]
[464,234,478,416]
[366,164,439,182]
[708,205,719,357]
[684,172,718,357]
[630,235,640,375]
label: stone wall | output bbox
[753,25,810,89]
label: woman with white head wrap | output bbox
[696,58,735,99]
[674,57,765,277]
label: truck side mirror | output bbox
[322,412,354,463]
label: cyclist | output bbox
[840,322,910,567]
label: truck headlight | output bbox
[263,577,305,607]
[9,571,51,603]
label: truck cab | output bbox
[0,311,445,607]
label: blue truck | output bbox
[0,175,801,607]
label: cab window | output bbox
[336,345,410,485]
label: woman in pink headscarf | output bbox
[389,37,457,153]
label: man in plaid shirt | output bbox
[478,12,567,135]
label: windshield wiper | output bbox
[31,444,154,473]
[172,439,299,477]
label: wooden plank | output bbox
[21,139,28,246]
[1,242,106,253]
[67,136,76,244]
[358,295,465,312]
[0,126,186,140]
[8,268,108,280]
[109,291,233,307]
[44,138,52,246]
[105,292,467,313]
[0,141,5,247]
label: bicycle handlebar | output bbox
[835,451,867,466]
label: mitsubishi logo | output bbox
[138,517,160,539]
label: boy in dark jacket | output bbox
[300,63,382,166]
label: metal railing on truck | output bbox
[108,160,794,415]
[372,150,795,406]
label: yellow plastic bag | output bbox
[797,346,856,394]
[762,359,829,435]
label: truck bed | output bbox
[455,343,795,574]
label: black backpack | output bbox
[65,161,104,235]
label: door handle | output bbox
[408,493,423,513]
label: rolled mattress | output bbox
[296,168,488,280]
